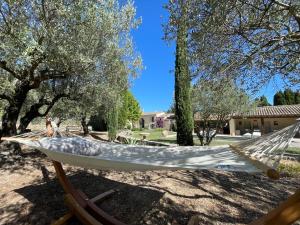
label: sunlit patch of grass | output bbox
[278,161,300,177]
[286,147,300,154]
[132,129,176,140]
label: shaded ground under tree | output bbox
[0,143,299,225]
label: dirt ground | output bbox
[0,141,300,225]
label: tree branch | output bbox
[271,0,300,28]
[0,7,10,30]
[18,93,68,132]
[30,69,70,88]
[39,93,69,117]
[271,0,290,9]
[0,61,21,79]
[0,93,13,103]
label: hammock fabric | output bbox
[12,136,260,172]
[3,120,300,177]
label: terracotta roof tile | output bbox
[233,104,300,118]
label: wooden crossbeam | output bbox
[64,194,103,225]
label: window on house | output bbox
[151,117,154,122]
[274,121,278,126]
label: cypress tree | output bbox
[258,95,271,106]
[284,88,295,105]
[273,91,286,105]
[174,0,194,146]
[256,95,271,106]
[118,91,129,129]
[295,91,300,104]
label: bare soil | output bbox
[0,141,299,225]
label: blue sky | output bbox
[131,0,174,112]
[130,1,297,112]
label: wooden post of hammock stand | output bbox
[51,161,126,225]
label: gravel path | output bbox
[0,142,299,225]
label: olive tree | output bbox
[0,0,141,136]
[192,78,253,145]
[187,0,300,90]
[17,80,69,132]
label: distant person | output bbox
[46,115,54,137]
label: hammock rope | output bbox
[229,120,300,178]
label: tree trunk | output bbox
[206,130,217,145]
[18,114,34,133]
[18,94,66,133]
[81,116,89,136]
[18,99,45,133]
[1,81,31,136]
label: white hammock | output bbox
[2,120,299,176]
[7,136,259,172]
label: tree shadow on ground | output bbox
[138,170,300,224]
[1,144,300,225]
[2,170,165,225]
[0,141,47,173]
[2,168,300,225]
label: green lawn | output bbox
[132,129,237,146]
[132,129,300,154]
[132,128,176,140]
[286,147,300,154]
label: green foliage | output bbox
[0,0,142,135]
[273,89,300,105]
[295,91,300,104]
[278,163,300,177]
[174,1,194,146]
[118,91,141,129]
[273,91,286,106]
[88,107,107,131]
[255,96,271,107]
[0,99,7,117]
[118,91,129,129]
[123,137,139,145]
[192,78,253,135]
[107,104,118,141]
[164,0,300,91]
[126,91,142,122]
[284,89,296,105]
[192,79,247,119]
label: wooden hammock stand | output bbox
[51,161,126,225]
[51,159,300,225]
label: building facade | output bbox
[139,112,175,130]
[229,105,300,136]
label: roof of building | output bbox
[142,112,164,116]
[232,104,300,118]
[141,112,175,120]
